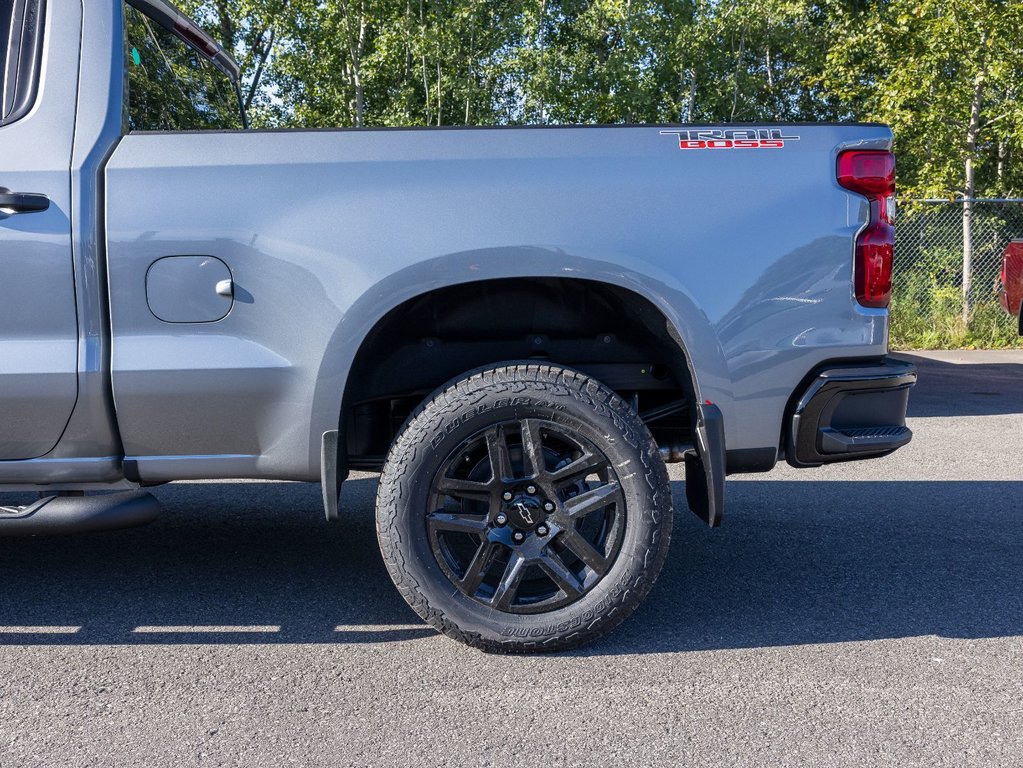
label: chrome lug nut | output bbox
[502,491,513,501]
[512,531,525,543]
[495,513,508,526]
[536,524,549,537]
[526,484,537,495]
[543,501,555,512]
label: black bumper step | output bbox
[819,425,912,454]
[788,358,917,467]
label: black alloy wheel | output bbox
[426,417,625,614]
[376,363,674,653]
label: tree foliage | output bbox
[817,0,1023,197]
[172,0,1023,196]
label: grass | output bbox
[889,296,1023,350]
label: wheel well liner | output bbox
[340,277,698,471]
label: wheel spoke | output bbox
[490,552,527,610]
[537,551,584,598]
[436,475,493,501]
[561,481,623,520]
[549,450,607,485]
[558,528,611,576]
[460,541,496,595]
[426,511,488,536]
[486,426,515,482]
[427,414,630,615]
[519,419,546,478]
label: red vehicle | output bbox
[1000,240,1023,333]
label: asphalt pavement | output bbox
[0,351,1021,767]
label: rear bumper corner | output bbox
[786,358,916,468]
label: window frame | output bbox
[124,0,240,82]
[0,0,46,128]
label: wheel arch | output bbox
[314,256,722,474]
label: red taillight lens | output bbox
[837,151,895,197]
[837,150,896,309]
[856,218,894,309]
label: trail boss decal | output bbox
[660,128,801,150]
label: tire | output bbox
[375,363,673,653]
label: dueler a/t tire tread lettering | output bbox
[375,364,673,653]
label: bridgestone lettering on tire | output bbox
[375,364,674,653]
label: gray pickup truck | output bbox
[0,0,916,651]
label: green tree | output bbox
[818,0,1023,319]
[177,0,289,126]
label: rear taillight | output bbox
[837,150,896,308]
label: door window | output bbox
[0,0,45,127]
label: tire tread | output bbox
[375,363,673,653]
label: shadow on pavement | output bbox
[588,477,1023,656]
[1,477,1021,654]
[0,480,433,646]
[894,352,1023,417]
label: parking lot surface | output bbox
[1,352,1021,767]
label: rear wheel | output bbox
[375,364,673,653]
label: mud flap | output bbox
[684,403,726,527]
[321,430,343,522]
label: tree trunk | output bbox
[354,75,364,127]
[339,2,366,127]
[685,69,697,121]
[420,0,430,124]
[245,28,275,112]
[536,0,548,123]
[730,28,746,122]
[356,18,366,127]
[962,169,974,324]
[624,0,633,123]
[465,4,475,124]
[215,0,235,50]
[962,75,983,325]
[998,138,1007,186]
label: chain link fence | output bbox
[892,199,1023,347]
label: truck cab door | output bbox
[0,2,81,459]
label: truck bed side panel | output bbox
[104,125,889,481]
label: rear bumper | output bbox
[786,358,917,468]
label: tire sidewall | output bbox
[377,368,672,649]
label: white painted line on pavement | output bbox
[0,626,82,634]
[132,625,281,633]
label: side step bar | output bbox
[0,491,160,536]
